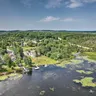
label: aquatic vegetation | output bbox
[73,77,96,87]
[56,60,70,68]
[71,59,83,65]
[10,74,23,80]
[0,75,8,81]
[82,56,96,63]
[49,87,55,92]
[0,73,22,81]
[76,70,93,75]
[39,91,45,96]
[73,80,80,83]
[8,73,17,77]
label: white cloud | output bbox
[60,18,75,22]
[66,0,83,8]
[39,16,60,22]
[66,0,96,8]
[45,0,63,8]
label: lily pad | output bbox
[39,91,45,96]
[49,87,55,92]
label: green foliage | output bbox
[0,31,96,74]
[3,54,12,67]
[24,56,32,67]
[0,47,7,55]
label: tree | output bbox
[24,56,32,67]
[19,47,24,59]
[4,54,12,67]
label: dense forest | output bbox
[0,31,96,77]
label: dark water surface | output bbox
[0,61,96,96]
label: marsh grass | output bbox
[39,91,45,96]
[83,52,96,61]
[73,77,96,87]
[49,87,55,92]
[0,73,22,81]
[76,70,93,75]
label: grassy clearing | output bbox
[73,77,96,87]
[76,70,93,75]
[83,52,96,61]
[32,56,57,66]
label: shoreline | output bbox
[0,73,23,82]
[0,54,96,81]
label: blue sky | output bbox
[0,0,96,30]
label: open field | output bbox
[32,56,57,66]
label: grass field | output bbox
[83,52,96,60]
[32,56,57,66]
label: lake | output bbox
[0,60,96,96]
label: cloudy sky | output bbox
[0,0,96,30]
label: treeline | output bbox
[0,31,96,70]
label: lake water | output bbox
[0,60,96,96]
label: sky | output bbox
[0,0,96,31]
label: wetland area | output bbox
[0,58,96,96]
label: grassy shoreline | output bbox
[82,52,96,61]
[0,53,96,82]
[0,73,22,81]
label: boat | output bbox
[35,66,40,70]
[44,64,47,67]
[89,90,94,94]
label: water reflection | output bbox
[0,62,96,96]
